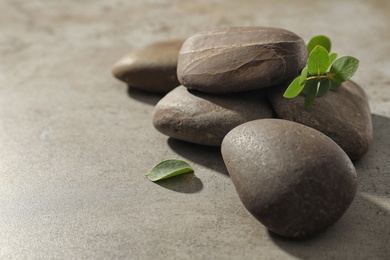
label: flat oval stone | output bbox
[112,39,184,93]
[221,119,357,238]
[152,86,274,146]
[177,27,307,93]
[268,80,373,160]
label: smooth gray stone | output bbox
[152,86,274,146]
[112,39,184,93]
[221,119,357,238]
[268,80,373,160]
[177,27,307,93]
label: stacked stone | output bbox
[112,27,373,238]
[154,27,308,147]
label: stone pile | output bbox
[112,26,373,238]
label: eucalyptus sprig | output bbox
[283,35,359,109]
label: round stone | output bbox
[268,80,373,160]
[221,119,357,238]
[177,27,307,93]
[152,86,274,146]
[112,39,184,93]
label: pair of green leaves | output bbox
[283,35,359,109]
[146,159,193,182]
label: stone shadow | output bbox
[270,114,390,259]
[354,114,390,198]
[167,138,229,175]
[269,194,390,259]
[127,86,164,106]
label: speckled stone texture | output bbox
[222,119,357,238]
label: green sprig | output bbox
[283,35,359,109]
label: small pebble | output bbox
[112,39,184,93]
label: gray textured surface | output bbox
[1,0,389,259]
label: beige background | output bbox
[1,0,389,259]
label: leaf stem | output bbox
[306,73,333,81]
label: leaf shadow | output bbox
[153,173,203,193]
[167,138,229,176]
[269,113,390,259]
[127,86,164,106]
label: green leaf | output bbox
[307,35,331,54]
[317,78,331,97]
[303,79,319,109]
[307,46,331,76]
[329,53,338,64]
[330,56,359,83]
[146,159,194,182]
[301,78,315,95]
[283,77,303,98]
[299,67,308,85]
[329,79,342,91]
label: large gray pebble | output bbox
[221,119,357,238]
[177,27,307,93]
[268,80,373,160]
[152,86,274,146]
[112,39,184,93]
